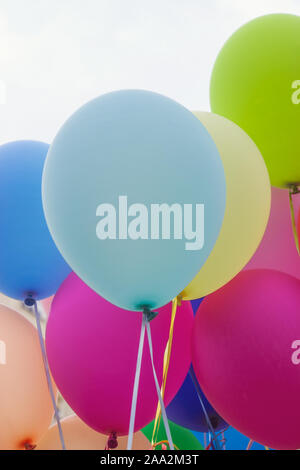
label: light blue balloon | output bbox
[0,141,71,300]
[42,90,226,311]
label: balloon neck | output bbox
[209,415,219,429]
[288,186,300,256]
[24,293,36,307]
[107,432,118,449]
[142,306,158,322]
[288,184,300,195]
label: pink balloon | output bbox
[245,186,300,278]
[192,269,300,450]
[46,273,193,436]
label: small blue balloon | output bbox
[43,90,226,311]
[0,141,71,300]
[167,367,227,433]
[191,298,204,315]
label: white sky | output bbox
[0,0,299,143]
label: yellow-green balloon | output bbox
[210,13,300,188]
[181,112,270,300]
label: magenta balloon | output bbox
[245,187,300,278]
[46,273,193,436]
[192,269,300,450]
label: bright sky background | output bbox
[0,0,299,144]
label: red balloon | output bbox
[46,273,193,435]
[192,269,300,450]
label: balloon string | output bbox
[127,312,147,450]
[205,429,227,450]
[246,439,254,450]
[221,431,226,450]
[151,440,179,450]
[28,299,66,450]
[189,365,222,450]
[288,186,300,256]
[145,319,174,450]
[151,296,178,446]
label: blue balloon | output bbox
[0,141,71,300]
[43,90,226,311]
[191,298,204,314]
[167,367,227,432]
[222,427,266,450]
[192,429,266,450]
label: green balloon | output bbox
[210,13,300,188]
[142,420,203,450]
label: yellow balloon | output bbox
[36,415,151,450]
[181,112,271,300]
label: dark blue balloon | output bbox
[190,298,204,315]
[0,141,71,300]
[167,367,227,433]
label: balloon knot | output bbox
[24,442,36,450]
[107,432,118,449]
[24,294,36,307]
[142,306,158,322]
[288,184,300,195]
[209,415,219,429]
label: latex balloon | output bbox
[190,298,204,314]
[245,187,300,278]
[192,269,300,450]
[221,427,266,451]
[36,415,150,450]
[192,427,266,450]
[46,272,193,435]
[210,13,300,188]
[142,419,203,450]
[0,140,71,300]
[166,367,227,432]
[181,112,270,300]
[0,304,55,449]
[42,90,226,311]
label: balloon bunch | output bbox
[0,11,299,452]
[40,86,271,449]
[191,12,300,451]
